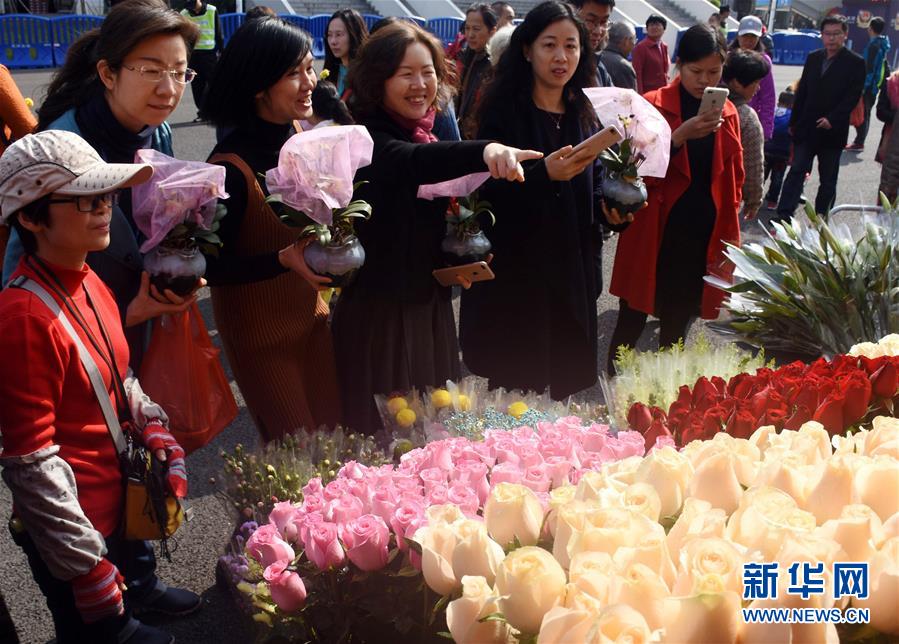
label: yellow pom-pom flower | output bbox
[396,408,417,428]
[386,396,408,415]
[430,388,452,409]
[457,394,471,411]
[507,401,528,419]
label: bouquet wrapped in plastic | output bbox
[132,149,228,253]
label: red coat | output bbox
[610,77,744,320]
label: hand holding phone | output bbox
[698,86,729,118]
[570,124,623,158]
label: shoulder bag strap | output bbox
[10,276,128,456]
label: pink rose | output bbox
[246,523,295,568]
[493,439,521,465]
[305,521,346,571]
[427,484,449,506]
[341,514,390,571]
[338,460,367,480]
[521,463,551,494]
[582,426,611,452]
[345,479,372,510]
[324,494,365,524]
[370,486,399,525]
[268,501,302,543]
[263,560,306,612]
[602,431,645,460]
[302,477,323,498]
[544,456,572,488]
[452,461,490,506]
[301,493,324,515]
[392,475,423,496]
[391,500,425,551]
[298,511,324,546]
[489,461,524,486]
[447,481,480,516]
[419,467,448,493]
[421,441,454,472]
[322,478,351,501]
[513,443,544,469]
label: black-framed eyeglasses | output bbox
[121,64,197,85]
[48,192,119,213]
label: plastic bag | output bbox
[139,302,238,454]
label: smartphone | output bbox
[570,124,623,158]
[699,87,729,118]
[432,261,496,288]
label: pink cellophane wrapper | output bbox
[264,126,374,226]
[417,172,491,201]
[132,149,228,252]
[583,87,671,178]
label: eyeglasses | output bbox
[48,192,119,213]
[822,30,845,38]
[122,64,197,85]
[583,17,609,31]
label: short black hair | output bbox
[719,4,730,13]
[646,13,667,29]
[723,49,770,86]
[202,17,312,128]
[569,0,615,8]
[870,17,886,35]
[677,23,727,64]
[778,89,794,107]
[10,195,51,256]
[820,14,848,33]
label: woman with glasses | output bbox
[3,0,200,371]
[0,131,192,644]
[201,16,342,442]
[1,0,204,627]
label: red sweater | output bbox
[632,37,669,95]
[0,259,128,537]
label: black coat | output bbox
[790,47,866,150]
[331,111,488,432]
[460,94,615,399]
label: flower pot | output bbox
[603,172,648,216]
[441,230,492,266]
[303,236,366,288]
[143,244,206,297]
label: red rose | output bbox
[711,376,727,395]
[840,373,871,427]
[725,407,757,439]
[813,395,846,435]
[627,402,653,433]
[702,405,729,436]
[727,372,756,399]
[643,419,673,451]
[870,361,899,400]
[692,377,720,408]
[783,405,812,431]
[764,408,787,430]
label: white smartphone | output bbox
[699,86,729,118]
[570,124,623,157]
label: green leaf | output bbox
[403,537,422,556]
[478,612,507,624]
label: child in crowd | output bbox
[308,80,355,129]
[723,49,769,221]
[765,89,794,209]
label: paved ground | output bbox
[0,64,885,643]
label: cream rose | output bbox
[446,575,513,644]
[753,451,810,506]
[565,569,618,609]
[594,603,654,644]
[854,537,899,635]
[672,537,745,597]
[666,498,727,554]
[537,606,595,644]
[804,455,856,524]
[413,524,459,596]
[816,504,886,562]
[684,432,760,486]
[426,503,466,527]
[748,424,777,456]
[634,446,693,519]
[566,507,663,564]
[624,482,662,523]
[451,519,506,586]
[495,546,567,635]
[552,500,589,569]
[864,416,899,458]
[484,483,544,547]
[855,455,899,521]
[686,450,745,515]
[545,485,577,537]
[661,573,740,643]
[616,562,671,631]
[568,551,616,584]
[726,486,814,559]
[575,470,623,506]
[613,532,677,591]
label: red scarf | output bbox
[384,107,437,143]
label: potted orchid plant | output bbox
[132,150,228,296]
[599,115,648,215]
[264,126,375,288]
[441,191,494,266]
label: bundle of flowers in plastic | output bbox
[132,149,227,252]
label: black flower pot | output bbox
[441,230,492,266]
[603,172,648,216]
[143,244,206,296]
[303,236,366,288]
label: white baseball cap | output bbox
[738,16,764,37]
[0,130,153,224]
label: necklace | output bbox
[546,111,563,130]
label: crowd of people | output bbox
[0,0,886,641]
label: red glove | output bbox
[71,558,124,624]
[141,419,188,498]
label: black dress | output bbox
[331,111,489,433]
[655,84,716,316]
[460,95,612,399]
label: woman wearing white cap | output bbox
[0,130,193,644]
[731,15,776,139]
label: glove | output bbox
[71,558,124,624]
[141,419,188,498]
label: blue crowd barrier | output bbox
[427,17,463,46]
[220,12,244,45]
[306,14,330,59]
[50,15,102,65]
[362,13,380,31]
[0,15,54,68]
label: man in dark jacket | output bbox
[773,15,865,222]
[599,21,637,90]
